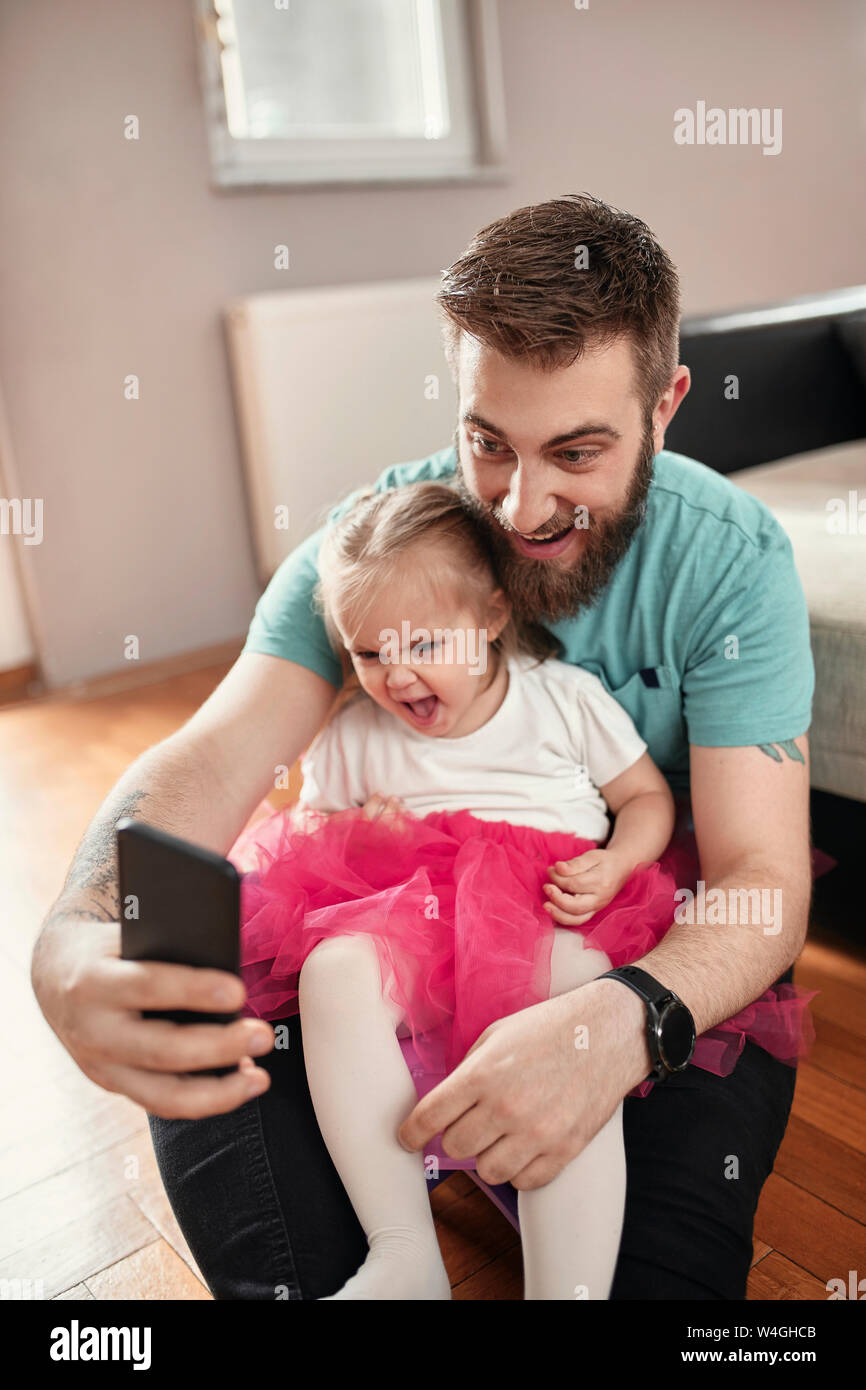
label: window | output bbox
[195,0,507,187]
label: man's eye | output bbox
[471,433,503,453]
[471,431,596,466]
[560,449,596,465]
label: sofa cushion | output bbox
[732,440,866,801]
[836,311,866,393]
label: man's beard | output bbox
[452,420,656,625]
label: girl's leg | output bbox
[518,929,626,1300]
[298,933,451,1300]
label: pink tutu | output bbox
[229,802,817,1100]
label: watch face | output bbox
[658,1001,696,1070]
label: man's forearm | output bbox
[556,858,810,1098]
[633,860,811,1036]
[37,733,245,938]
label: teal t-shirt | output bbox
[241,445,814,793]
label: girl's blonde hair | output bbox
[313,480,561,718]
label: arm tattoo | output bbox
[41,903,115,929]
[757,740,805,764]
[56,785,151,918]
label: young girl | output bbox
[228,481,815,1301]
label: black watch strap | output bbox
[599,965,696,1082]
[602,965,672,1010]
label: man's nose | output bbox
[499,462,559,534]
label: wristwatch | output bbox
[598,965,696,1083]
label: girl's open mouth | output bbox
[400,695,440,726]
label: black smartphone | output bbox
[117,817,242,1074]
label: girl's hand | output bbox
[543,848,630,925]
[359,792,406,822]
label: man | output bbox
[31,193,814,1300]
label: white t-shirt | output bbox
[298,652,648,841]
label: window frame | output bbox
[193,0,508,189]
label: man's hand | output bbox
[398,977,649,1188]
[29,655,338,1116]
[544,848,629,925]
[32,912,275,1119]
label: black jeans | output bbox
[147,965,797,1301]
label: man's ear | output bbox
[653,365,691,442]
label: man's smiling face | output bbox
[452,332,660,624]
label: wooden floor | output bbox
[1,659,864,1301]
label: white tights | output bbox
[298,929,625,1301]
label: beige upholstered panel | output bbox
[733,441,866,801]
[224,278,457,586]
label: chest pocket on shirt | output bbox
[606,665,686,773]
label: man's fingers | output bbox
[398,1071,479,1152]
[88,958,247,1016]
[508,1152,570,1192]
[472,1134,538,1188]
[93,1058,271,1120]
[101,1014,274,1072]
[433,1101,495,1160]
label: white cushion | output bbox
[733,441,866,802]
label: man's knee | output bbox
[612,1251,729,1299]
[612,1046,797,1299]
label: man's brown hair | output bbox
[435,192,681,416]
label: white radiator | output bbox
[224,277,458,584]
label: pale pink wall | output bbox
[0,0,863,686]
